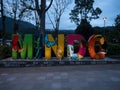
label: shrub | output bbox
[0,45,12,60]
[107,43,120,55]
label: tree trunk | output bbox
[40,0,53,46]
[55,18,60,44]
[40,0,46,46]
[1,0,6,45]
[14,22,18,34]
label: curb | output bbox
[0,57,120,67]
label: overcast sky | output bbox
[46,0,120,30]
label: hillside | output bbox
[0,17,36,34]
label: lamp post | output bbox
[103,17,107,35]
[103,17,107,27]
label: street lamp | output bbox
[103,17,107,36]
[103,17,107,27]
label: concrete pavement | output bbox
[0,64,120,90]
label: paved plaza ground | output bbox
[0,64,120,90]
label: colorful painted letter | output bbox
[67,34,86,60]
[88,34,106,59]
[12,34,33,59]
[45,34,64,60]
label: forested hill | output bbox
[0,17,116,35]
[0,17,36,34]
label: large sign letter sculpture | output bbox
[45,34,64,60]
[12,34,33,59]
[88,34,106,59]
[67,34,86,60]
[11,34,107,60]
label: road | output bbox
[0,64,120,90]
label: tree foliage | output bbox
[75,19,93,40]
[70,0,102,25]
[115,14,120,29]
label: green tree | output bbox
[70,0,102,25]
[70,0,102,40]
[115,14,120,30]
[75,19,93,40]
